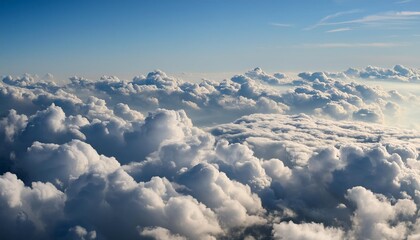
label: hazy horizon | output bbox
[1,0,420,79]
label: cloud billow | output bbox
[1,67,420,239]
[345,65,420,82]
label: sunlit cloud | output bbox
[2,65,420,239]
[2,0,420,239]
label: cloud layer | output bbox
[1,67,420,239]
[345,65,420,82]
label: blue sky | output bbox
[0,0,419,79]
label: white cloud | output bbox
[1,66,420,239]
[305,9,362,30]
[299,42,406,48]
[139,227,187,240]
[17,140,120,187]
[269,23,293,27]
[0,172,65,239]
[396,0,413,3]
[68,226,97,240]
[345,64,420,82]
[314,10,420,30]
[272,221,345,240]
[346,186,416,239]
[326,27,352,33]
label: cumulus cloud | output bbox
[0,172,65,239]
[68,226,97,240]
[1,66,420,239]
[345,65,420,82]
[59,67,418,126]
[244,67,289,85]
[212,113,420,239]
[17,140,120,187]
[139,227,186,240]
[346,186,417,240]
[272,221,345,240]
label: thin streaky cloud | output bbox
[269,22,293,27]
[319,11,420,27]
[305,9,363,30]
[396,0,413,3]
[326,28,352,33]
[298,42,407,48]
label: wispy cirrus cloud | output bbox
[298,42,407,48]
[332,11,420,25]
[308,10,420,30]
[305,9,362,30]
[395,0,413,4]
[269,22,293,27]
[326,27,352,33]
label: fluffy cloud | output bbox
[139,227,186,240]
[61,67,415,125]
[345,65,420,82]
[346,186,417,240]
[1,67,420,239]
[272,221,345,240]
[17,140,120,187]
[67,226,97,240]
[244,67,289,85]
[212,113,420,238]
[0,172,65,239]
[0,103,267,239]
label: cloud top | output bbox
[1,66,420,239]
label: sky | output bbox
[0,0,420,79]
[4,1,420,239]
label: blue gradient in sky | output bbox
[0,0,419,79]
